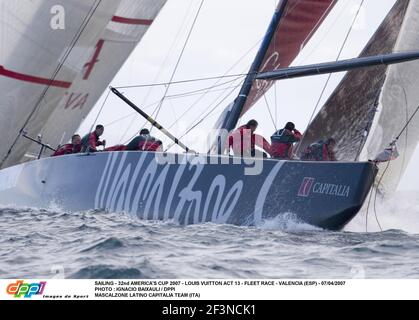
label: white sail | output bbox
[0,0,120,168]
[300,0,419,193]
[0,0,167,168]
[28,0,167,160]
[362,0,419,193]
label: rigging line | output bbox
[164,80,244,152]
[164,77,245,99]
[103,81,242,129]
[168,99,179,134]
[167,74,246,134]
[263,93,278,131]
[366,99,419,233]
[274,81,278,128]
[106,98,168,128]
[373,160,392,232]
[120,31,262,144]
[396,87,410,181]
[166,82,246,99]
[354,88,381,161]
[117,0,196,144]
[87,89,111,136]
[113,73,253,89]
[0,0,103,167]
[182,79,246,132]
[296,0,365,154]
[165,75,244,131]
[111,100,160,129]
[151,0,206,133]
[105,112,138,127]
[165,38,263,131]
[121,100,165,145]
[117,37,262,137]
[394,102,419,141]
[367,94,419,233]
[365,182,375,233]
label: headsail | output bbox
[0,0,167,168]
[211,0,337,152]
[300,0,419,193]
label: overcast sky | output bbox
[79,0,418,190]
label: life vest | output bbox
[228,126,271,157]
[81,132,103,152]
[104,145,127,152]
[270,129,302,159]
[51,143,81,157]
[302,142,324,161]
[138,139,162,152]
[301,141,337,161]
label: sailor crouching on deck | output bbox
[125,129,163,152]
[228,119,271,158]
[270,122,302,160]
[81,125,106,153]
[51,134,82,157]
[301,138,337,161]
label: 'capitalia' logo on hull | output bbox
[298,177,351,198]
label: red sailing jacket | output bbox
[301,141,337,161]
[51,144,81,157]
[138,139,162,152]
[228,125,271,157]
[81,132,103,152]
[270,129,302,159]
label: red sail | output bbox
[241,0,336,116]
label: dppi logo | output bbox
[6,280,46,298]
[298,177,315,197]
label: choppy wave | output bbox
[1,191,419,279]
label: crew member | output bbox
[228,119,271,157]
[126,129,163,152]
[270,122,302,159]
[81,125,106,153]
[51,134,82,157]
[301,138,337,161]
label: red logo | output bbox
[298,177,315,197]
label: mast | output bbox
[223,0,289,133]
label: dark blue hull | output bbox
[0,151,377,230]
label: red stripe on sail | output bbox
[111,16,153,25]
[0,65,72,88]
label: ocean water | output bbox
[1,192,419,279]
